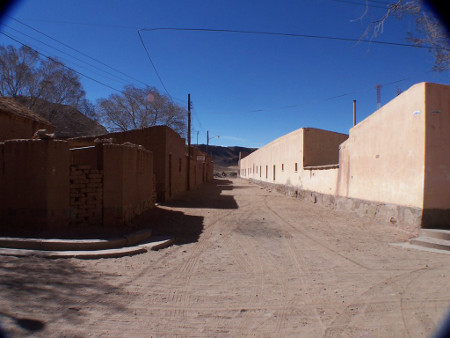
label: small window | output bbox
[282,163,284,172]
[294,163,298,172]
[265,165,268,179]
[260,166,261,177]
[273,165,276,181]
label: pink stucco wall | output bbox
[336,82,427,208]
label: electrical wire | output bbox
[137,29,173,101]
[138,27,431,49]
[1,23,132,86]
[0,31,122,92]
[330,0,389,9]
[213,72,430,116]
[4,15,149,87]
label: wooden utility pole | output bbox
[206,130,209,157]
[187,94,191,191]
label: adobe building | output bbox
[70,125,213,202]
[189,146,213,188]
[239,82,450,230]
[0,138,154,236]
[0,97,55,142]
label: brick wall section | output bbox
[69,164,103,228]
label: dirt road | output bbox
[1,178,449,337]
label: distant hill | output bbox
[15,97,107,138]
[194,144,257,170]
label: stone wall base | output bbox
[249,179,425,234]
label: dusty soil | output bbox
[1,178,449,337]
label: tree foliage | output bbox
[363,0,449,71]
[97,85,187,136]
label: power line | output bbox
[1,23,133,86]
[330,0,389,9]
[4,15,150,87]
[137,29,173,101]
[138,27,431,49]
[0,31,122,93]
[214,73,429,116]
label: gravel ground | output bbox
[1,178,449,337]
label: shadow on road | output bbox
[0,256,129,336]
[136,207,204,245]
[132,179,240,245]
[162,179,239,210]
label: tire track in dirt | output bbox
[159,200,258,327]
[263,195,371,271]
[230,232,267,335]
[260,193,448,337]
[231,192,326,336]
[323,267,430,337]
[400,265,449,337]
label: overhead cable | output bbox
[138,27,431,49]
[5,15,150,87]
[0,31,122,92]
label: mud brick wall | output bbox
[0,139,69,235]
[69,164,103,227]
[102,143,154,227]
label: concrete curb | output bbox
[390,242,450,255]
[0,228,152,251]
[0,235,175,259]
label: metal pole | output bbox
[187,94,191,190]
[353,99,356,126]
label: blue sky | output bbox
[1,0,448,147]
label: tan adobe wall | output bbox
[240,128,303,183]
[336,82,427,208]
[303,128,348,167]
[240,128,344,196]
[240,82,449,229]
[0,113,55,142]
[0,139,69,235]
[422,83,450,226]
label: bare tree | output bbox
[97,85,187,136]
[361,0,449,71]
[0,44,93,121]
[0,45,39,97]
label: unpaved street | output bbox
[1,178,449,337]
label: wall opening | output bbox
[266,165,268,179]
[273,165,276,181]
